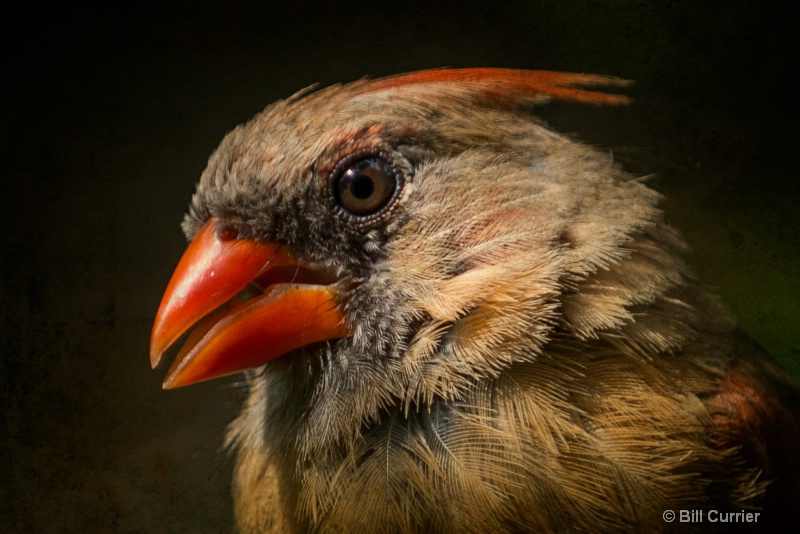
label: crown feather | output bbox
[358,68,632,107]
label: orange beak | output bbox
[150,218,347,389]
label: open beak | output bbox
[150,218,347,389]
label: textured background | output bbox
[2,1,798,531]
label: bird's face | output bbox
[151,70,657,455]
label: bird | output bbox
[150,68,800,533]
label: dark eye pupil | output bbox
[334,157,398,216]
[350,174,374,199]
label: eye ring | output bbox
[329,150,405,223]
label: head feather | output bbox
[356,68,632,107]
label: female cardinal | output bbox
[150,69,799,533]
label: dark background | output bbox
[2,1,798,531]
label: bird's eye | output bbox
[331,155,402,218]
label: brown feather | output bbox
[360,67,632,106]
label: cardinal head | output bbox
[150,69,799,533]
